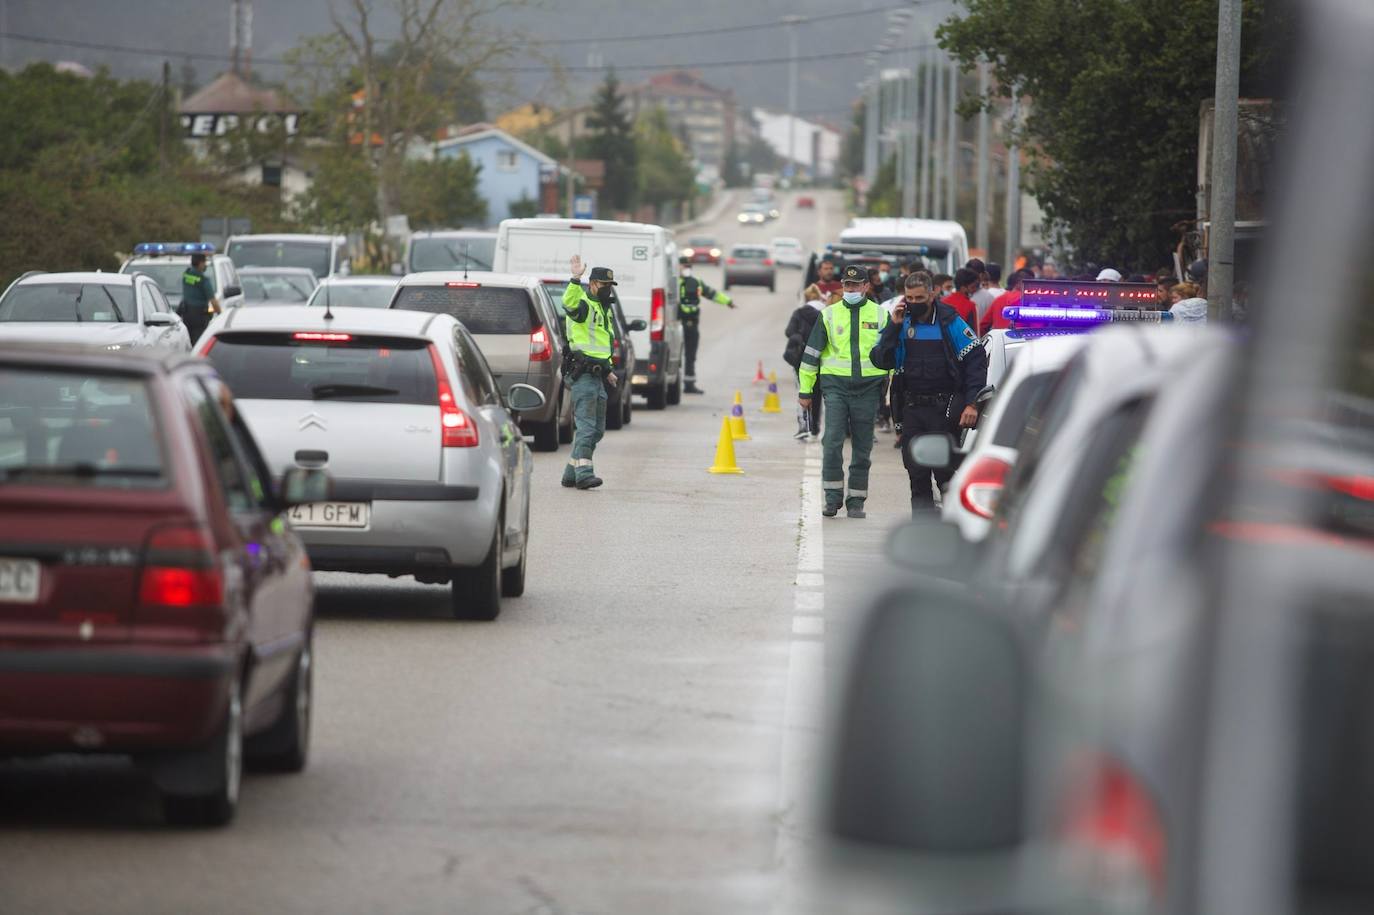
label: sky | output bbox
[0,0,960,129]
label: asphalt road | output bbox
[0,190,914,914]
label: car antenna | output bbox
[324,293,334,322]
[463,242,470,280]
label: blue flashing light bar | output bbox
[133,242,216,256]
[1004,305,1173,325]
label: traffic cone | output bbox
[729,391,751,440]
[761,371,782,413]
[753,360,767,384]
[708,415,744,474]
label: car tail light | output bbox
[570,224,594,230]
[727,257,737,265]
[959,455,1011,519]
[1062,754,1167,899]
[427,346,479,447]
[199,336,217,355]
[529,324,552,362]
[138,523,223,609]
[293,332,353,342]
[763,258,773,266]
[446,281,480,288]
[650,288,665,342]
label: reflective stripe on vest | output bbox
[817,300,887,380]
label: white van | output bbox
[834,218,971,275]
[494,218,684,409]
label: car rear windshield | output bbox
[0,367,166,487]
[0,283,136,323]
[733,248,769,260]
[206,334,438,404]
[391,285,536,334]
[991,372,1059,447]
[241,273,313,303]
[408,236,497,272]
[310,283,396,309]
[228,241,331,279]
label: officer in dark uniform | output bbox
[677,258,734,394]
[179,253,220,345]
[871,271,988,516]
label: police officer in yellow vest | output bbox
[798,263,890,518]
[678,257,734,394]
[561,255,619,490]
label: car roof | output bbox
[771,237,802,244]
[1000,333,1089,374]
[500,216,668,235]
[227,233,342,243]
[409,229,495,239]
[238,266,318,275]
[395,270,540,290]
[0,340,207,374]
[316,275,398,286]
[14,271,138,286]
[730,242,769,251]
[211,304,451,339]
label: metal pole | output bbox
[932,55,944,219]
[917,53,929,216]
[975,62,990,255]
[1004,94,1021,271]
[1207,0,1243,322]
[946,55,958,224]
[902,66,917,216]
[785,16,801,181]
[863,59,880,191]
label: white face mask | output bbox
[681,268,692,277]
[842,291,864,305]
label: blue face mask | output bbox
[842,291,864,305]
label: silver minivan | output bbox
[388,271,572,452]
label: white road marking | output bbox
[795,572,823,589]
[794,590,823,613]
[792,616,824,637]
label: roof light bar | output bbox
[133,242,217,256]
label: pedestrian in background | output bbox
[785,284,825,440]
[941,267,982,330]
[1169,282,1209,323]
[980,268,1031,335]
[560,255,620,490]
[798,264,890,518]
[871,271,988,516]
[814,257,843,302]
[179,253,220,345]
[970,259,1001,327]
[932,273,954,296]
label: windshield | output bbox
[391,284,536,334]
[0,368,166,487]
[0,283,135,323]
[308,283,396,309]
[688,238,717,248]
[408,236,497,272]
[228,240,332,279]
[240,273,314,304]
[125,262,188,304]
[205,334,438,404]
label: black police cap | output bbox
[841,264,867,282]
[588,266,617,285]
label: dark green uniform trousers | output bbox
[819,375,884,511]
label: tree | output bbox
[939,0,1287,271]
[635,107,696,215]
[398,154,487,229]
[721,139,745,187]
[288,0,528,219]
[293,146,378,233]
[864,154,900,217]
[585,69,638,213]
[840,101,864,179]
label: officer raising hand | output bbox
[560,255,619,491]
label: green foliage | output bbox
[940,0,1284,271]
[864,154,901,217]
[293,148,379,234]
[507,193,540,219]
[399,154,488,229]
[721,139,746,188]
[840,102,864,179]
[585,69,638,213]
[635,107,696,210]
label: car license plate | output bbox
[288,502,370,529]
[0,557,41,603]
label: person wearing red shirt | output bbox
[981,268,1030,335]
[814,258,843,302]
[940,267,982,332]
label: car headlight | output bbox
[737,214,749,223]
[105,343,126,351]
[710,248,721,257]
[683,247,695,258]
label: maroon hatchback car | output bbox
[0,343,326,826]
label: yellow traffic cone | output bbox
[708,415,744,474]
[761,371,782,413]
[729,390,751,440]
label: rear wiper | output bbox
[0,463,162,481]
[310,383,399,399]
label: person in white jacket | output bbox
[1169,281,1209,323]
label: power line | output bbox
[556,2,914,45]
[0,29,937,74]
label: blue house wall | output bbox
[436,134,545,227]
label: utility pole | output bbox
[1207,0,1243,322]
[975,62,990,255]
[863,55,880,192]
[784,16,803,182]
[1004,94,1022,271]
[920,48,935,217]
[931,51,944,218]
[946,54,958,224]
[159,60,170,174]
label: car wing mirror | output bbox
[506,382,547,414]
[909,432,956,469]
[280,467,332,506]
[826,586,1029,852]
[145,312,177,326]
[627,319,648,332]
[222,285,243,299]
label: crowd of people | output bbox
[782,249,1241,516]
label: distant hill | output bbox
[0,0,954,130]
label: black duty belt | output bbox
[905,392,955,407]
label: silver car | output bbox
[389,271,572,453]
[121,249,246,311]
[196,305,543,620]
[723,244,776,291]
[238,267,318,307]
[0,271,190,351]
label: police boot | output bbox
[684,380,704,395]
[576,476,604,490]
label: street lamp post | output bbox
[975,62,990,256]
[1208,0,1243,322]
[784,16,804,182]
[946,53,959,224]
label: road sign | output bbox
[573,194,596,219]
